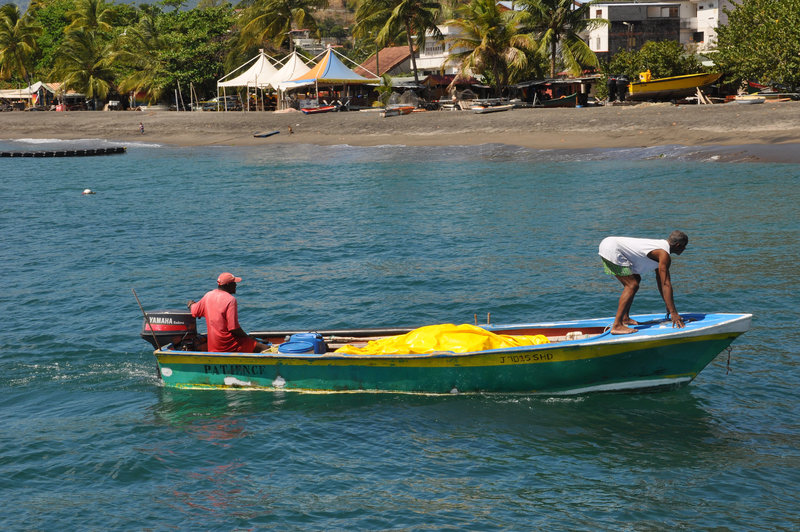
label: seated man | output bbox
[188,272,269,353]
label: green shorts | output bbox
[602,257,633,276]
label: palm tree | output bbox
[0,4,42,85]
[355,0,442,84]
[65,0,115,34]
[517,0,602,78]
[53,28,115,108]
[109,15,168,104]
[237,0,328,53]
[445,0,539,96]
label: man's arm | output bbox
[650,249,684,328]
[229,327,250,338]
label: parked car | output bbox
[196,96,241,111]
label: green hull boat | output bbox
[144,312,751,395]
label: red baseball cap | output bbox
[217,272,242,285]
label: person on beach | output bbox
[139,122,144,135]
[598,231,689,334]
[187,272,269,352]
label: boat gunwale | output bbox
[629,72,722,89]
[154,313,751,361]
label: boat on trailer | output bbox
[141,312,751,395]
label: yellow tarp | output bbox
[334,323,549,355]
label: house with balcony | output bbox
[587,0,735,59]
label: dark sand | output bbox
[3,101,800,161]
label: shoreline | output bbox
[3,101,800,162]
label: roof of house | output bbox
[354,46,414,77]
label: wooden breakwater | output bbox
[1,146,126,157]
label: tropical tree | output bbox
[714,0,800,91]
[354,0,442,84]
[236,0,328,53]
[28,0,73,76]
[110,15,168,103]
[444,0,540,96]
[52,28,115,106]
[64,0,115,34]
[517,0,601,78]
[606,40,702,81]
[0,3,42,85]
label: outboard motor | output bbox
[616,76,629,102]
[606,76,617,102]
[140,310,199,350]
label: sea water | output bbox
[1,139,799,529]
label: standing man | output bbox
[598,231,689,334]
[187,272,269,352]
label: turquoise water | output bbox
[1,139,799,529]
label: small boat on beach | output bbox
[733,95,766,104]
[537,93,578,108]
[301,105,337,115]
[141,311,751,395]
[472,103,514,114]
[253,130,280,137]
[380,105,415,117]
[627,72,722,101]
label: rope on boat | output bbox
[725,346,734,375]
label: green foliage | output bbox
[517,0,603,77]
[52,27,114,99]
[445,0,541,96]
[236,0,329,55]
[374,72,392,104]
[0,3,42,83]
[715,0,800,90]
[597,40,704,99]
[605,40,702,80]
[155,6,236,97]
[30,0,74,75]
[354,0,441,83]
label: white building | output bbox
[587,0,735,57]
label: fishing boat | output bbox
[380,105,415,117]
[537,93,578,108]
[472,103,514,114]
[627,72,722,101]
[733,94,766,104]
[140,311,751,395]
[301,105,337,115]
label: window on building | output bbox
[596,9,602,18]
[693,31,704,42]
[647,5,679,17]
[425,42,444,55]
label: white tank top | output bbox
[598,237,670,274]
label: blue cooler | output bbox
[278,341,315,354]
[287,333,327,354]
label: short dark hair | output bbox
[668,230,688,246]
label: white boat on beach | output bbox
[472,103,514,114]
[734,95,766,104]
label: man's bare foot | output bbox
[610,325,637,335]
[623,318,639,325]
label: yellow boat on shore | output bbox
[627,72,722,101]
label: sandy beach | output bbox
[3,101,800,161]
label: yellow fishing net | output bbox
[334,323,549,355]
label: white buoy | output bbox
[82,188,95,195]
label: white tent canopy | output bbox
[271,51,312,91]
[218,50,279,89]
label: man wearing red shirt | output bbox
[187,272,269,353]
